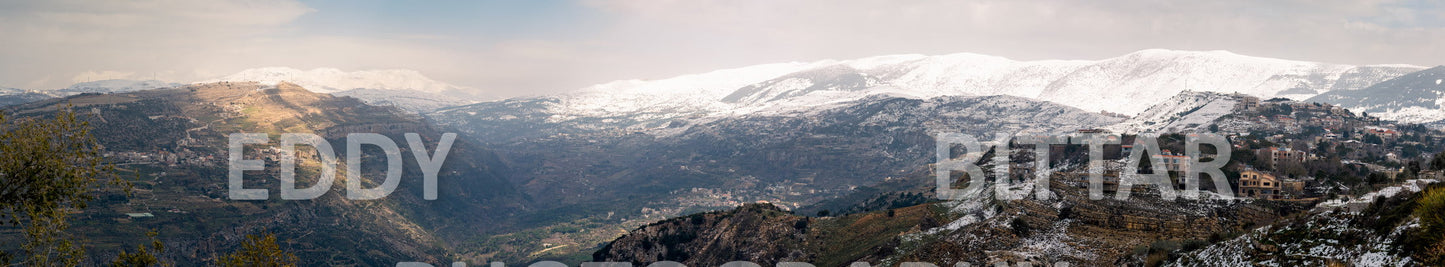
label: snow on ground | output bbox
[930,187,998,234]
[1179,179,1438,265]
[1106,91,1237,133]
[1015,219,1096,260]
[1173,216,1417,266]
[1315,179,1438,213]
[1375,106,1445,125]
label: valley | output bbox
[1,50,1442,266]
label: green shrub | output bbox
[1417,186,1445,237]
[1410,185,1445,265]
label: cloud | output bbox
[577,0,1445,66]
[0,0,319,88]
[0,0,312,49]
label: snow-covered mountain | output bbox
[330,88,473,113]
[1106,91,1240,133]
[1030,50,1415,113]
[4,79,178,106]
[208,67,487,112]
[0,87,60,107]
[1306,66,1445,124]
[58,79,181,94]
[440,49,1419,133]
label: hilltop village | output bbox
[1050,94,1445,204]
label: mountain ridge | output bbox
[206,67,489,112]
[59,79,182,94]
[1307,66,1445,124]
[452,49,1421,135]
[208,67,462,94]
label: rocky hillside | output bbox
[1173,180,1442,266]
[2,82,524,265]
[594,204,815,265]
[595,179,1278,267]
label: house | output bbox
[1317,117,1344,129]
[1235,94,1260,112]
[1423,170,1445,180]
[1259,147,1308,169]
[1364,127,1401,139]
[1272,115,1296,123]
[1152,150,1191,173]
[1238,169,1282,200]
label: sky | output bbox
[0,0,1442,98]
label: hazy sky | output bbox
[1,0,1442,97]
